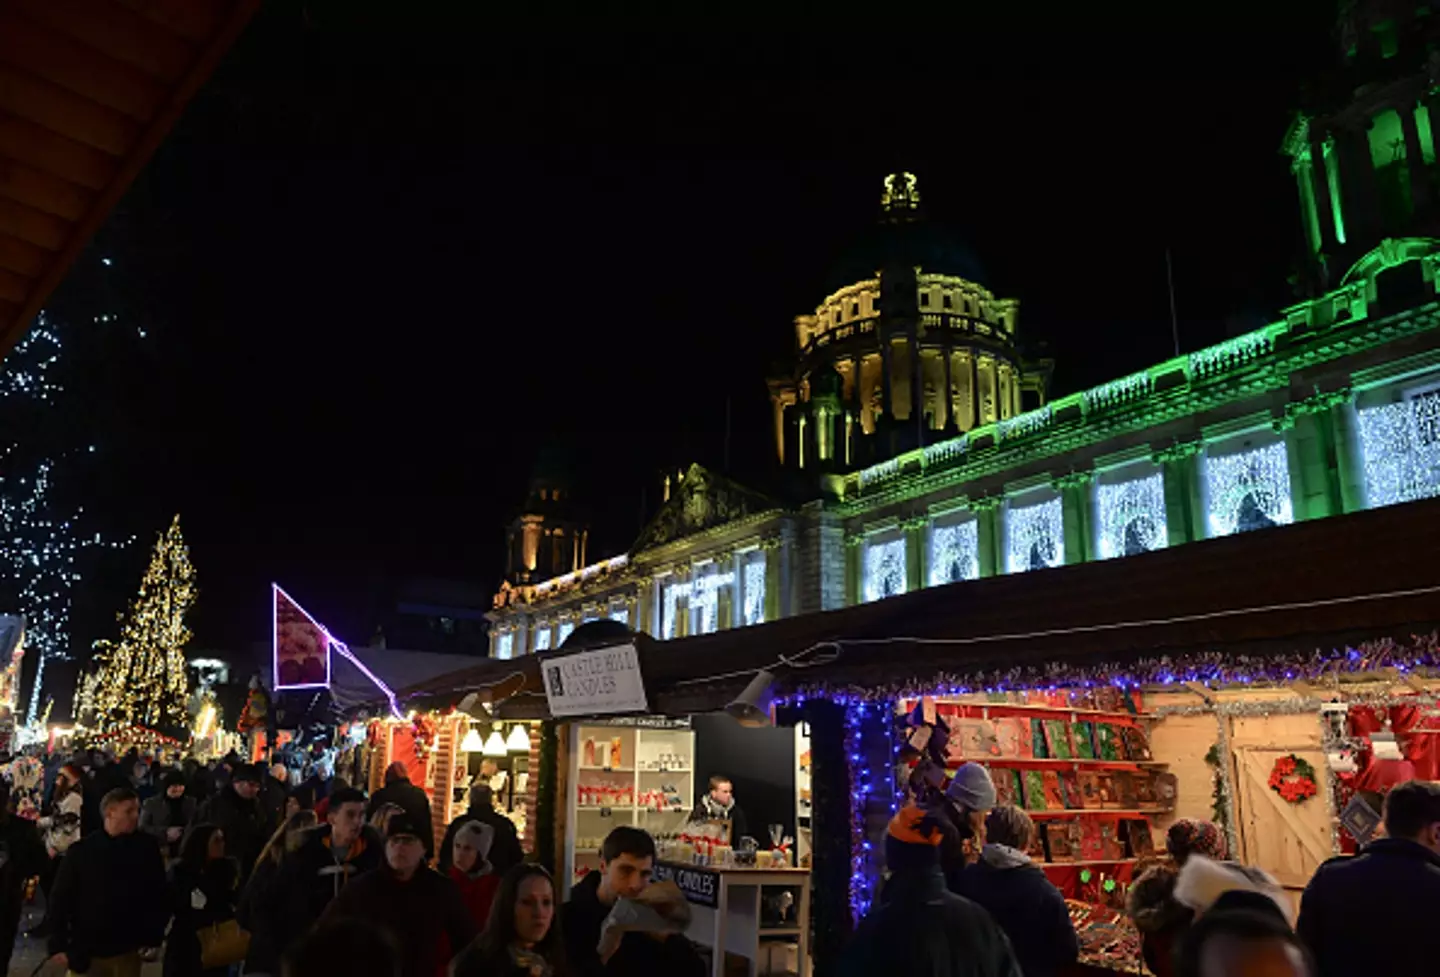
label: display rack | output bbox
[566,722,696,888]
[795,721,812,866]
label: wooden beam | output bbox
[0,157,93,221]
[1184,680,1215,704]
[8,0,196,84]
[0,64,140,156]
[0,111,115,190]
[116,0,227,45]
[0,195,68,251]
[0,266,32,305]
[0,230,49,277]
[0,13,167,122]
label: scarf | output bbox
[508,946,553,977]
[698,794,734,820]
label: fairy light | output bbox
[1357,393,1440,507]
[85,515,194,731]
[1095,472,1168,559]
[1203,441,1293,537]
[0,311,130,724]
[1006,495,1064,573]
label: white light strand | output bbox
[928,519,979,586]
[1096,472,1168,559]
[1204,441,1293,537]
[1006,496,1063,573]
[863,536,907,603]
[743,554,766,626]
[1358,392,1440,507]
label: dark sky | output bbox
[43,1,1339,657]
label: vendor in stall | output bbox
[688,774,748,844]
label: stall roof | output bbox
[328,645,494,714]
[0,0,260,351]
[395,497,1440,720]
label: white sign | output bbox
[541,642,649,717]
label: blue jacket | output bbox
[1297,837,1440,977]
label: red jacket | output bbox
[448,865,501,929]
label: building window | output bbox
[660,580,683,640]
[557,621,575,646]
[741,550,767,626]
[862,534,907,603]
[850,302,859,317]
[690,562,734,636]
[495,632,514,659]
[928,517,979,586]
[534,627,552,652]
[834,309,841,324]
[943,294,953,310]
[919,292,930,308]
[1006,494,1064,573]
[1358,384,1440,507]
[609,607,629,626]
[1203,439,1293,537]
[1094,468,1168,559]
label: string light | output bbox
[0,312,131,724]
[1357,393,1440,507]
[1006,496,1063,573]
[862,536,906,602]
[84,515,194,731]
[928,518,979,586]
[1203,441,1293,537]
[1095,472,1167,559]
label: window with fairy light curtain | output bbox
[1094,468,1168,559]
[1005,494,1064,573]
[495,631,514,659]
[927,516,979,585]
[862,533,907,602]
[741,549,766,626]
[660,579,683,640]
[1202,438,1294,537]
[533,626,552,652]
[689,561,734,636]
[1357,383,1440,507]
[557,620,575,646]
[609,606,629,626]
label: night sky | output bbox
[30,1,1340,666]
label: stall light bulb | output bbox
[506,724,531,753]
[460,727,484,753]
[482,730,508,756]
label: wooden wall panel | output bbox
[0,266,31,304]
[116,0,228,43]
[0,65,140,155]
[8,0,196,84]
[0,14,165,121]
[0,113,114,190]
[0,158,92,221]
[0,195,69,251]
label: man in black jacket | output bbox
[563,826,704,977]
[195,761,273,879]
[1297,779,1440,977]
[48,787,168,975]
[367,762,434,861]
[0,799,45,973]
[437,784,523,874]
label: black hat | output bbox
[162,769,187,789]
[231,763,262,784]
[385,814,426,841]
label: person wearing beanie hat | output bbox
[937,762,997,880]
[1174,888,1312,977]
[195,761,273,880]
[842,803,1022,977]
[448,820,500,929]
[140,768,197,862]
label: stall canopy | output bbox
[399,496,1440,721]
[326,645,486,714]
[0,0,260,352]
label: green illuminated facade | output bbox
[488,18,1440,654]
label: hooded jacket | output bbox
[322,864,477,977]
[843,862,1022,977]
[1297,837,1440,977]
[264,823,384,960]
[951,844,1078,977]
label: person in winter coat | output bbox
[449,821,502,929]
[439,784,524,875]
[321,814,476,977]
[264,787,382,962]
[563,825,705,977]
[951,806,1077,977]
[1126,818,1229,977]
[452,864,565,977]
[841,803,1021,977]
[237,810,318,977]
[259,763,289,826]
[1296,779,1440,977]
[30,762,84,938]
[0,796,47,973]
[47,787,169,975]
[367,762,434,861]
[195,762,273,880]
[164,824,240,977]
[1176,889,1313,977]
[141,769,198,862]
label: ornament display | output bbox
[1268,754,1319,804]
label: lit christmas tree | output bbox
[87,515,195,731]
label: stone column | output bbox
[1336,126,1378,242]
[1401,102,1430,212]
[844,532,863,605]
[902,515,928,592]
[1053,472,1096,566]
[1308,136,1335,251]
[971,497,1005,577]
[634,578,651,636]
[1275,388,1353,521]
[970,353,981,429]
[1152,440,1205,545]
[1329,394,1365,514]
[759,535,785,623]
[879,340,894,421]
[942,344,954,429]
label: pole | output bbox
[1165,248,1181,357]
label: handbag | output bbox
[198,918,251,968]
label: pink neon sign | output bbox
[273,584,331,691]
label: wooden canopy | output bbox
[0,0,259,350]
[393,496,1440,720]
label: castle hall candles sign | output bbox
[542,642,649,717]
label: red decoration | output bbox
[1267,754,1318,804]
[411,713,439,762]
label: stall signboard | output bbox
[652,861,721,908]
[542,642,648,717]
[273,584,331,690]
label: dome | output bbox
[823,173,987,292]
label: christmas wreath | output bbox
[1268,754,1318,804]
[411,713,439,762]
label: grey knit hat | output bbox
[945,761,997,812]
[455,819,495,859]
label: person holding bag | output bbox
[165,824,247,977]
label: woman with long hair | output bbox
[452,864,565,977]
[369,801,405,835]
[165,823,240,977]
[28,763,85,938]
[237,809,318,977]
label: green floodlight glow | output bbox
[1324,139,1347,245]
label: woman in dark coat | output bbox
[237,810,317,977]
[951,805,1078,977]
[165,823,240,977]
[452,864,566,977]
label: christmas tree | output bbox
[87,515,195,731]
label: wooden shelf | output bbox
[1041,858,1140,868]
[944,702,1154,722]
[759,927,803,937]
[578,765,634,772]
[638,768,692,775]
[948,757,1164,769]
[1026,809,1167,819]
[576,805,638,814]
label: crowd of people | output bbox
[842,762,1440,977]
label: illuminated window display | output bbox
[1006,496,1063,573]
[928,518,979,586]
[863,536,907,603]
[1095,471,1168,559]
[1204,441,1293,537]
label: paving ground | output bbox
[7,899,161,977]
